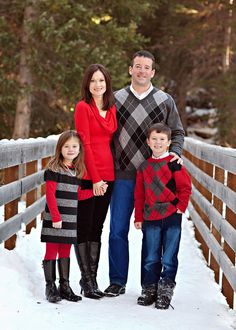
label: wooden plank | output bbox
[21,139,56,164]
[4,166,18,250]
[222,172,236,308]
[0,143,24,169]
[183,156,236,213]
[26,161,37,234]
[0,137,57,169]
[0,170,44,206]
[188,202,236,294]
[184,137,236,174]
[0,196,45,244]
[21,170,44,194]
[0,181,21,206]
[210,167,224,283]
[0,213,22,244]
[22,196,46,225]
[191,185,236,252]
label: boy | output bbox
[134,123,191,309]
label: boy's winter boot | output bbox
[155,278,175,310]
[89,241,104,297]
[43,259,62,303]
[137,284,157,306]
[57,258,82,302]
[74,242,101,299]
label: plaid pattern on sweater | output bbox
[134,155,192,222]
[113,87,185,179]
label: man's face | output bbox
[129,56,155,88]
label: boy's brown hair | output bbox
[147,123,171,140]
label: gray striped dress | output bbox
[41,168,80,244]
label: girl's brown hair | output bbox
[47,130,86,178]
[80,63,115,110]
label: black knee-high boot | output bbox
[43,259,61,303]
[57,258,82,302]
[89,242,104,297]
[74,242,101,299]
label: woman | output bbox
[74,64,117,299]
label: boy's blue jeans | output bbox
[108,179,135,286]
[141,213,182,287]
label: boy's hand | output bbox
[134,222,142,229]
[53,221,62,229]
[169,152,183,165]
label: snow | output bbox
[1,208,236,330]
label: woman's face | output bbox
[89,70,106,99]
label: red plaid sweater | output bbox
[134,155,192,222]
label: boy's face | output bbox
[147,131,171,158]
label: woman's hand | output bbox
[93,181,108,196]
[52,221,62,229]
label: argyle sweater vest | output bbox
[41,169,80,244]
[113,87,184,179]
[134,155,192,222]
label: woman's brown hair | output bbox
[80,63,115,110]
[47,130,86,178]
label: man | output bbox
[104,50,185,297]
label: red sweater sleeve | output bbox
[74,102,101,183]
[134,170,145,223]
[46,181,61,222]
[174,166,192,213]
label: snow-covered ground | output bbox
[1,209,236,330]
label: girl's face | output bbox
[61,137,80,165]
[89,70,106,99]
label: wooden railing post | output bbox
[25,160,38,234]
[222,172,236,308]
[41,157,50,219]
[210,167,224,284]
[4,166,19,250]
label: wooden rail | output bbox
[183,137,236,309]
[0,136,236,309]
[0,137,57,249]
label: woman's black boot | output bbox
[74,242,101,299]
[89,241,104,297]
[57,258,82,302]
[43,259,61,303]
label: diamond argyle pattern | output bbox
[114,87,167,172]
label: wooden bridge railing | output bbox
[0,136,236,308]
[0,137,57,249]
[183,137,236,309]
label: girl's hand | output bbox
[52,221,62,229]
[93,181,108,196]
[134,222,142,229]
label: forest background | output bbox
[0,0,235,147]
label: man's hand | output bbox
[169,152,183,165]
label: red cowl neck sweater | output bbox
[74,100,117,184]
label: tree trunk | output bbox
[222,0,234,73]
[12,4,36,139]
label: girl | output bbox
[41,130,86,303]
[74,64,117,299]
